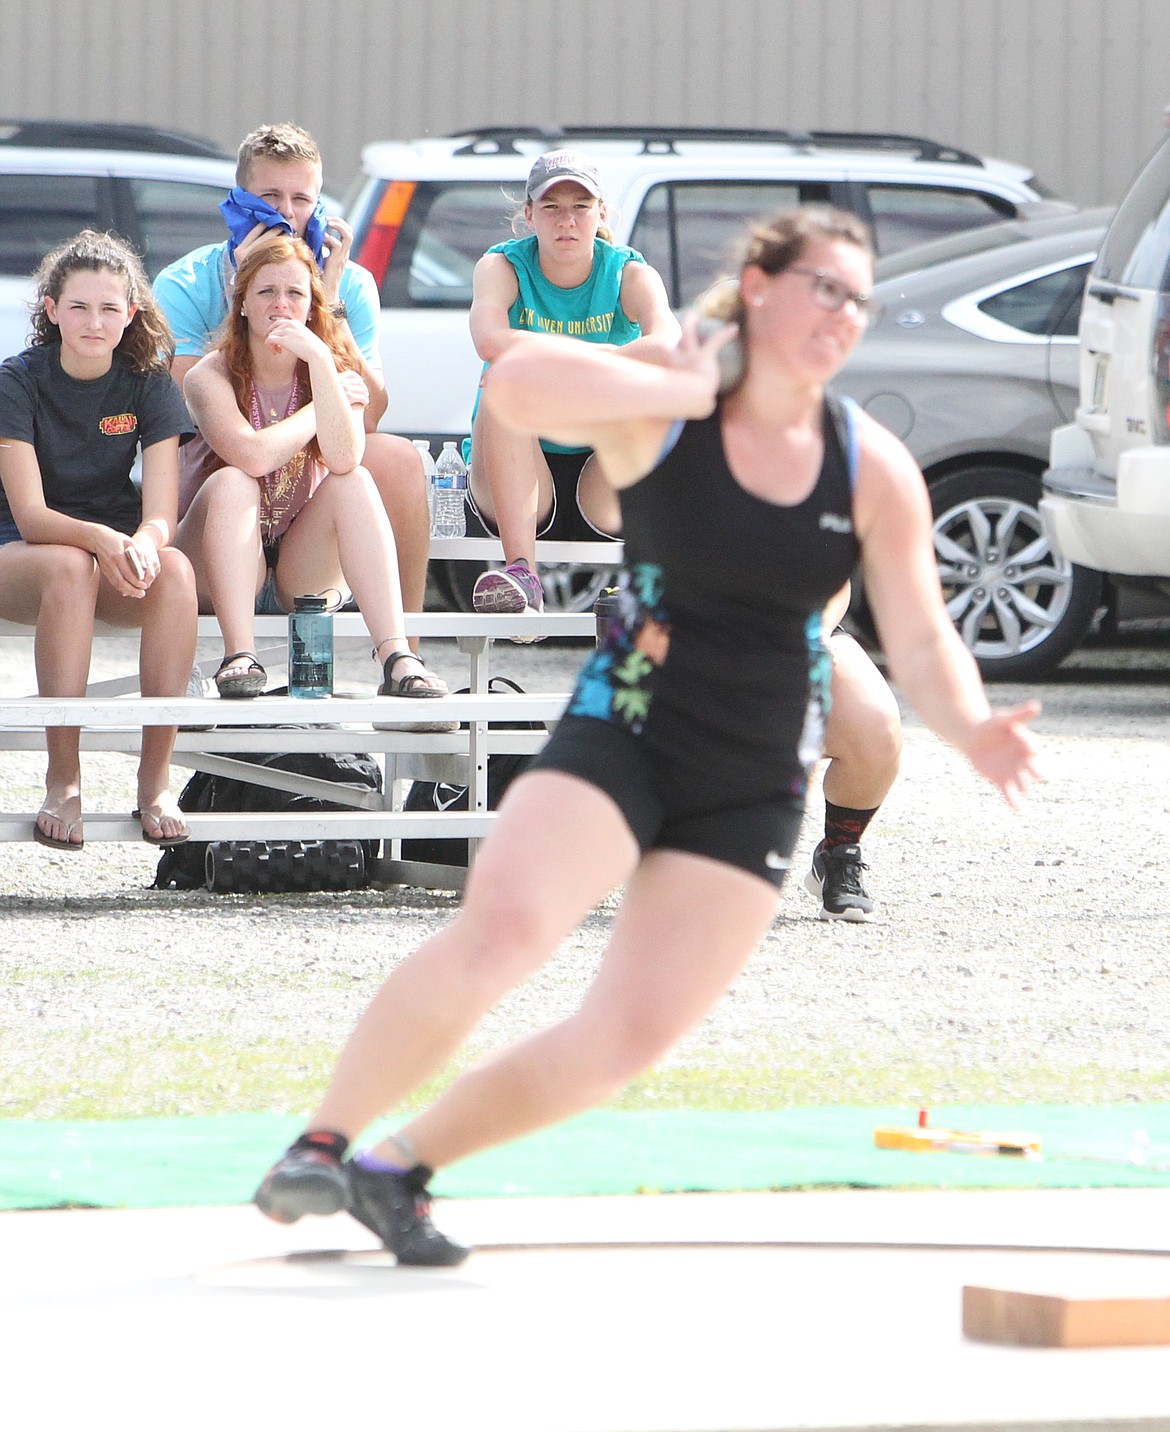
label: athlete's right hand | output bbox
[671,312,740,407]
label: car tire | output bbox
[928,466,1102,680]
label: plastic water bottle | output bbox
[432,440,468,538]
[413,438,437,526]
[288,593,333,697]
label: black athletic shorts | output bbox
[468,449,620,543]
[530,712,805,889]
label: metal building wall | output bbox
[4,0,1169,206]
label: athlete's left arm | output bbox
[854,414,1041,805]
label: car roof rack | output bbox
[0,119,231,159]
[447,125,983,167]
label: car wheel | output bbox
[929,467,1102,680]
[435,556,621,615]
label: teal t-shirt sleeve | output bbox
[152,243,229,358]
[340,263,380,362]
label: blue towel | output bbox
[218,187,329,268]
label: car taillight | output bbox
[1153,294,1170,443]
[355,180,416,286]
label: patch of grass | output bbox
[611,1055,1170,1111]
[7,1035,1170,1119]
[2,1037,337,1119]
[1,1030,470,1120]
[8,965,112,983]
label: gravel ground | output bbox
[3,623,1170,1119]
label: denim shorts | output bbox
[0,515,24,548]
[255,568,288,615]
[254,562,350,616]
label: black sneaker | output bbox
[804,841,875,922]
[347,1160,472,1266]
[254,1133,350,1224]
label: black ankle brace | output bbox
[405,1162,435,1192]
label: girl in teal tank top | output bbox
[465,150,679,628]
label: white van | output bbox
[347,125,1059,610]
[349,124,1059,446]
[1042,125,1170,631]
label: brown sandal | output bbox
[214,651,267,699]
[377,651,448,699]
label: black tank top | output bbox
[565,394,861,799]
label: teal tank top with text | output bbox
[469,235,646,455]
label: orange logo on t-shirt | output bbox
[99,413,137,436]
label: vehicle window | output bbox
[0,173,103,276]
[399,184,518,306]
[875,222,1026,284]
[867,186,1014,255]
[977,262,1092,337]
[1093,137,1170,291]
[127,178,233,278]
[630,181,831,307]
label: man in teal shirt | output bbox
[153,122,430,635]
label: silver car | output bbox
[837,205,1112,679]
[0,120,238,363]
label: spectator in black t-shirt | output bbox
[0,230,197,850]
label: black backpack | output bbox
[153,744,382,893]
[400,677,545,867]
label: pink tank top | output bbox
[248,377,325,543]
[176,371,325,535]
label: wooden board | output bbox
[963,1283,1170,1347]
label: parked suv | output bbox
[0,119,238,361]
[348,124,1060,445]
[1042,125,1170,649]
[347,124,1061,611]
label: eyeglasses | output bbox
[784,265,880,320]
